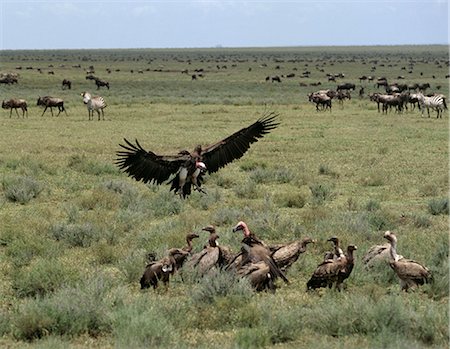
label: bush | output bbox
[2,176,43,204]
[12,275,116,340]
[112,295,180,348]
[309,183,333,205]
[428,198,448,215]
[12,258,80,298]
[190,269,253,305]
[50,222,101,248]
[275,191,306,208]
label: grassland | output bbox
[0,46,448,348]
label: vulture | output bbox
[187,230,227,275]
[362,242,391,268]
[327,236,345,260]
[307,242,357,291]
[140,248,189,290]
[231,221,289,291]
[201,225,234,265]
[270,237,315,272]
[383,231,431,291]
[115,112,279,198]
[173,232,200,270]
[236,261,275,292]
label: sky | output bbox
[0,0,448,50]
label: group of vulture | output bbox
[140,222,432,293]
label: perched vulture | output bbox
[307,242,357,291]
[362,242,391,269]
[173,232,200,270]
[116,112,279,198]
[383,231,431,291]
[327,236,345,260]
[231,221,289,291]
[187,231,228,275]
[140,248,189,290]
[270,237,315,272]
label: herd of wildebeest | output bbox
[0,51,445,294]
[1,53,448,120]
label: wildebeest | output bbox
[0,73,18,84]
[62,79,72,90]
[81,91,107,121]
[337,83,355,91]
[37,96,67,116]
[308,92,332,112]
[2,98,28,118]
[94,77,109,90]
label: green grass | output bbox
[0,46,448,348]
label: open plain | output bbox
[0,46,448,348]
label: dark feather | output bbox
[201,111,280,173]
[115,138,187,185]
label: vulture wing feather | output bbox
[201,112,279,173]
[115,138,187,185]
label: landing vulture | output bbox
[115,112,279,198]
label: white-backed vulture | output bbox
[307,243,357,291]
[383,231,431,291]
[362,242,391,268]
[140,248,188,290]
[187,231,225,275]
[270,237,315,271]
[115,112,279,198]
[231,222,289,290]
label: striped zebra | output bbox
[81,92,107,120]
[417,93,447,118]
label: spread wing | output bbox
[115,138,188,185]
[201,111,279,174]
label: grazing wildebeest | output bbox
[336,90,351,105]
[37,96,67,116]
[86,74,96,81]
[2,98,28,118]
[0,73,18,84]
[417,83,430,92]
[81,92,107,121]
[271,76,282,83]
[62,79,72,90]
[376,79,388,88]
[337,83,355,91]
[94,78,109,90]
[308,93,332,112]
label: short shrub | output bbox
[275,191,306,208]
[50,222,101,247]
[68,154,118,175]
[365,199,381,212]
[190,269,253,305]
[309,183,333,205]
[234,327,270,349]
[318,164,339,178]
[112,295,179,348]
[412,214,432,228]
[12,258,80,298]
[12,275,115,340]
[2,176,43,204]
[149,190,183,217]
[116,249,147,284]
[428,198,448,215]
[233,179,259,199]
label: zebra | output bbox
[2,98,28,118]
[81,92,107,120]
[37,96,67,116]
[417,93,447,118]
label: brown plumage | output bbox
[188,231,225,275]
[307,242,357,291]
[270,237,315,271]
[140,248,188,290]
[231,222,289,291]
[173,232,200,270]
[362,242,391,268]
[115,112,279,198]
[236,261,275,292]
[383,231,431,291]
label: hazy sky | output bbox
[1,1,448,50]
